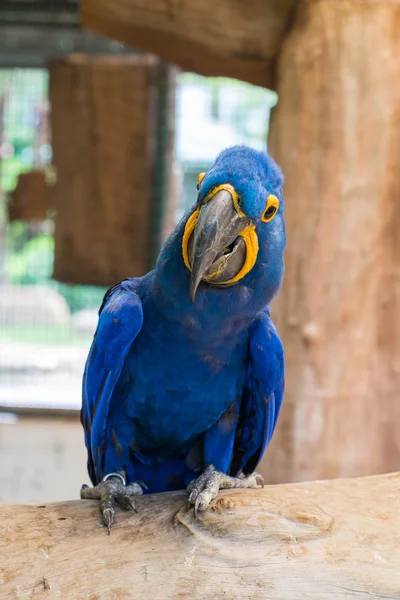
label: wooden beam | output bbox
[80,0,297,89]
[264,0,400,484]
[0,25,136,69]
[1,472,400,598]
[0,1,78,27]
[49,55,163,286]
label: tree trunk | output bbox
[263,0,400,484]
[1,472,399,599]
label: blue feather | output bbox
[233,310,284,475]
[81,145,286,494]
[82,279,143,482]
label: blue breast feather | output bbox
[81,277,284,494]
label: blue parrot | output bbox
[80,145,286,532]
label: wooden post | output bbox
[149,63,177,266]
[49,55,163,287]
[8,171,50,222]
[1,473,400,598]
[263,0,400,484]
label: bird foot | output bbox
[187,464,264,518]
[80,472,145,534]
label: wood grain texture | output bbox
[262,0,400,485]
[1,472,399,599]
[8,171,50,222]
[80,0,297,89]
[49,55,160,286]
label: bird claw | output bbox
[80,474,144,534]
[135,480,148,491]
[116,494,138,513]
[256,473,265,488]
[103,507,114,535]
[187,465,264,517]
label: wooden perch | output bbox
[80,0,297,88]
[1,472,400,599]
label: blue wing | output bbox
[234,309,284,475]
[204,308,284,477]
[81,278,143,484]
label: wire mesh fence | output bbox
[0,64,276,415]
[0,68,107,412]
[0,0,279,504]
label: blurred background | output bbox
[1,0,399,503]
[0,0,277,502]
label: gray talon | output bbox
[136,480,148,491]
[187,465,264,515]
[116,494,137,512]
[103,507,114,535]
[80,475,144,533]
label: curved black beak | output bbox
[189,189,250,302]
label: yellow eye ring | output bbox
[197,172,205,190]
[261,194,279,223]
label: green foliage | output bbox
[1,157,30,193]
[5,228,106,314]
[0,69,49,191]
[5,233,53,284]
[12,137,30,156]
[0,323,92,346]
[57,283,106,316]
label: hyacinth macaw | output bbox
[80,145,286,532]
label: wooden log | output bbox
[80,0,297,89]
[8,170,50,222]
[49,55,163,287]
[1,472,399,599]
[263,0,400,484]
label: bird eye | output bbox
[197,172,205,190]
[261,194,279,223]
[264,206,276,219]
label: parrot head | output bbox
[180,145,286,306]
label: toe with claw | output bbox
[81,472,145,534]
[187,465,264,518]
